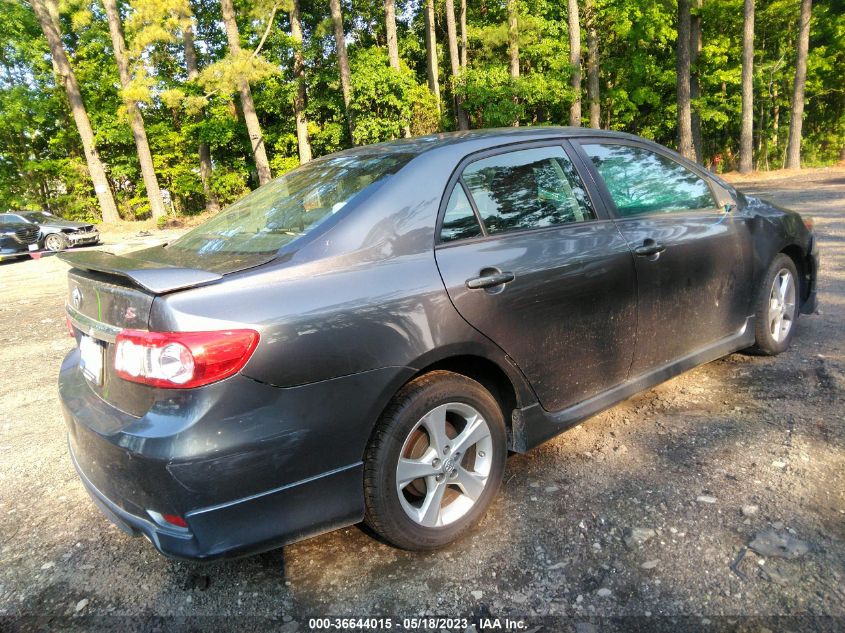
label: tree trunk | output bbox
[690,0,703,162]
[219,0,272,184]
[31,0,120,222]
[384,0,399,70]
[760,99,770,170]
[102,0,166,219]
[785,0,812,169]
[184,22,220,213]
[445,0,468,130]
[739,0,755,173]
[424,0,441,112]
[585,0,600,128]
[290,0,312,163]
[460,0,467,68]
[675,0,695,161]
[507,0,519,79]
[773,81,780,158]
[329,0,354,140]
[507,0,519,126]
[568,0,581,126]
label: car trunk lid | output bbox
[60,250,223,295]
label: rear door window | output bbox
[582,143,716,216]
[440,184,483,242]
[459,146,595,236]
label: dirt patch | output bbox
[0,168,843,630]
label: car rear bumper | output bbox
[59,348,410,559]
[68,431,363,560]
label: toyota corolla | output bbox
[59,127,818,559]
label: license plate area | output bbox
[79,335,105,386]
[28,243,38,251]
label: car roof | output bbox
[331,126,640,161]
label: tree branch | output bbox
[252,3,280,58]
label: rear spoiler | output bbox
[58,250,222,294]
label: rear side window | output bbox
[441,184,483,242]
[168,151,416,267]
[460,146,595,236]
[582,143,716,216]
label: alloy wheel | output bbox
[768,268,796,343]
[395,402,493,528]
[44,234,65,251]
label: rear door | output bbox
[573,140,754,375]
[434,141,637,413]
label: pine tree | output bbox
[568,0,581,126]
[102,0,167,219]
[445,0,468,129]
[330,0,354,139]
[29,0,120,222]
[585,0,600,129]
[739,0,755,173]
[219,0,272,184]
[676,0,695,161]
[785,0,812,169]
[384,0,399,70]
[424,0,441,111]
[291,0,312,163]
[184,19,220,213]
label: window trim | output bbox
[570,138,726,220]
[434,139,606,247]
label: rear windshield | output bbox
[166,151,414,265]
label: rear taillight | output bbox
[66,314,75,338]
[114,329,259,388]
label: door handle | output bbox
[633,240,666,257]
[465,271,515,290]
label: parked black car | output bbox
[0,211,99,252]
[59,127,819,560]
[0,216,39,261]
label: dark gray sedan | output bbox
[58,127,818,559]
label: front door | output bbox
[575,141,754,376]
[434,142,638,412]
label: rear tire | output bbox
[44,233,69,252]
[363,371,507,550]
[751,253,800,355]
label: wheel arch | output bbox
[365,349,537,457]
[780,243,810,304]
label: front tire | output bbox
[363,371,507,550]
[752,253,800,355]
[44,233,69,252]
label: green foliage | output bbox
[1,0,843,221]
[349,48,438,145]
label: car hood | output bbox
[38,218,94,229]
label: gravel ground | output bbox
[0,169,843,632]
